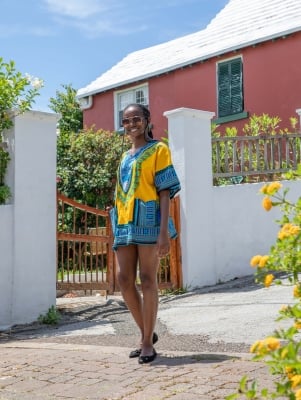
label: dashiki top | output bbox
[110,140,181,250]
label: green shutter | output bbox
[218,58,243,118]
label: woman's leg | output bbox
[115,245,144,337]
[138,245,159,357]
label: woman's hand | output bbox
[157,230,170,258]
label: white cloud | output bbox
[78,20,147,38]
[0,25,20,37]
[43,0,112,19]
[0,24,54,38]
[42,0,149,38]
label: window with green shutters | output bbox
[218,58,243,118]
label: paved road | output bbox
[0,275,294,399]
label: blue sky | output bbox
[0,0,228,112]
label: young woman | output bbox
[110,103,180,364]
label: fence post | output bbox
[164,108,216,288]
[1,110,58,328]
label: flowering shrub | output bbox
[0,58,43,134]
[0,57,43,204]
[227,179,301,399]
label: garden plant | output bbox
[227,171,301,399]
[0,57,43,204]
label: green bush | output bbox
[0,184,11,205]
[49,83,83,134]
[57,127,130,209]
[0,147,11,204]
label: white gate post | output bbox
[164,108,216,288]
[0,111,58,329]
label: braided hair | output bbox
[123,103,153,139]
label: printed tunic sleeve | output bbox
[154,142,181,199]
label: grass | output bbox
[38,305,61,325]
[159,285,190,296]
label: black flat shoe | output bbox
[129,332,158,358]
[138,349,157,364]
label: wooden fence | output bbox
[212,132,301,185]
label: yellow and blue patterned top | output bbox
[110,140,180,250]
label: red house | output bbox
[77,0,301,138]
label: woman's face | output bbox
[122,106,147,141]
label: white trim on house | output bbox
[113,84,149,131]
[77,0,301,99]
[78,95,93,110]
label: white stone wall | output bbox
[165,108,301,289]
[0,111,58,330]
[0,205,13,327]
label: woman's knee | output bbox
[117,270,135,290]
[116,245,138,290]
[140,272,157,291]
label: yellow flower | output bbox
[250,255,262,267]
[286,224,300,235]
[290,226,301,235]
[291,374,301,389]
[294,285,301,298]
[264,274,274,288]
[258,255,269,268]
[266,181,282,195]
[294,320,301,330]
[262,196,272,211]
[281,348,289,359]
[250,337,280,354]
[296,388,301,400]
[263,336,280,351]
[259,185,268,194]
[278,223,301,240]
[285,365,294,379]
[250,340,263,353]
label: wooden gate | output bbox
[57,191,182,295]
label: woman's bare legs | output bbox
[138,245,159,357]
[116,245,144,336]
[116,244,159,357]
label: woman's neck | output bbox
[131,137,147,150]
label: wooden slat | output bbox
[57,282,111,290]
[58,233,109,243]
[57,191,107,216]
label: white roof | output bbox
[77,0,301,98]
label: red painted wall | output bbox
[83,91,113,131]
[242,33,301,129]
[83,31,301,137]
[149,61,216,138]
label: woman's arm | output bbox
[157,189,170,257]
